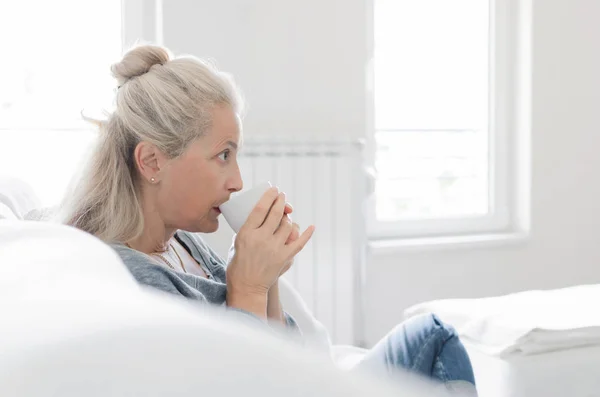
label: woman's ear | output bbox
[134,141,167,183]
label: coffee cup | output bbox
[219,181,273,233]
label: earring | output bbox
[150,177,156,183]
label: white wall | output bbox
[160,1,600,346]
[162,0,367,140]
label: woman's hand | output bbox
[227,187,314,299]
[268,202,301,325]
[279,204,300,276]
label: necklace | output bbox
[124,242,168,254]
[151,243,187,273]
[129,240,211,279]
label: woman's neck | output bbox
[126,193,176,254]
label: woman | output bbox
[61,44,476,395]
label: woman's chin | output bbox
[200,218,220,233]
[184,218,219,234]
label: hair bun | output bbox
[111,45,171,86]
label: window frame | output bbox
[0,0,148,207]
[121,0,163,49]
[366,0,523,240]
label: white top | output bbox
[150,239,212,279]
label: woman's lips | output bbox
[213,207,222,214]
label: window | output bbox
[0,0,123,207]
[368,0,517,239]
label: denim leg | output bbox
[357,313,476,388]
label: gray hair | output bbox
[59,44,243,243]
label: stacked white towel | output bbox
[405,284,600,356]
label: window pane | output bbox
[374,0,490,221]
[0,129,97,207]
[375,130,488,220]
[0,0,121,207]
[0,0,121,129]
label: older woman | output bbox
[61,45,476,395]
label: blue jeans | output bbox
[357,314,476,394]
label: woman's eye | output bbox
[217,150,230,162]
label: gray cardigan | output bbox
[110,231,300,334]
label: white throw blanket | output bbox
[405,284,600,356]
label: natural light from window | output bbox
[374,0,490,222]
[0,0,122,207]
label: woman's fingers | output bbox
[243,187,279,229]
[284,202,293,214]
[285,225,315,257]
[262,192,287,234]
[274,214,294,243]
[285,222,300,244]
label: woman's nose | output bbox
[228,168,243,193]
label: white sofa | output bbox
[0,178,451,396]
[1,219,454,397]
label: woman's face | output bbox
[157,104,243,233]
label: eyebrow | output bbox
[226,141,238,150]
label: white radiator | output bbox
[236,138,369,346]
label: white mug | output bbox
[219,181,273,233]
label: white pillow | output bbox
[0,176,41,219]
[0,202,17,220]
[0,220,138,297]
